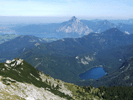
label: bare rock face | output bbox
[0,76,66,100]
[56,16,93,36]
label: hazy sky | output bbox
[0,0,133,20]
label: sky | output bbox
[0,0,133,21]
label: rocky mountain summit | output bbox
[56,16,93,36]
[0,58,102,100]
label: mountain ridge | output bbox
[0,35,47,62]
[28,28,133,57]
[13,16,116,38]
[6,16,133,38]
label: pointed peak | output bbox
[70,16,77,21]
[105,28,120,32]
[101,28,124,35]
[103,20,109,22]
[69,16,81,23]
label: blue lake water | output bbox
[79,67,106,80]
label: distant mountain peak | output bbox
[109,28,122,32]
[56,16,93,36]
[69,16,80,23]
[70,16,77,21]
[101,28,125,36]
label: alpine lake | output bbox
[79,67,106,80]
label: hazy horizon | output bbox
[0,0,133,24]
[0,16,133,25]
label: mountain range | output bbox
[0,16,133,89]
[16,28,133,86]
[109,19,133,25]
[1,28,133,86]
[1,16,133,100]
[11,16,133,39]
[20,28,133,57]
[14,16,93,38]
[80,19,116,33]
